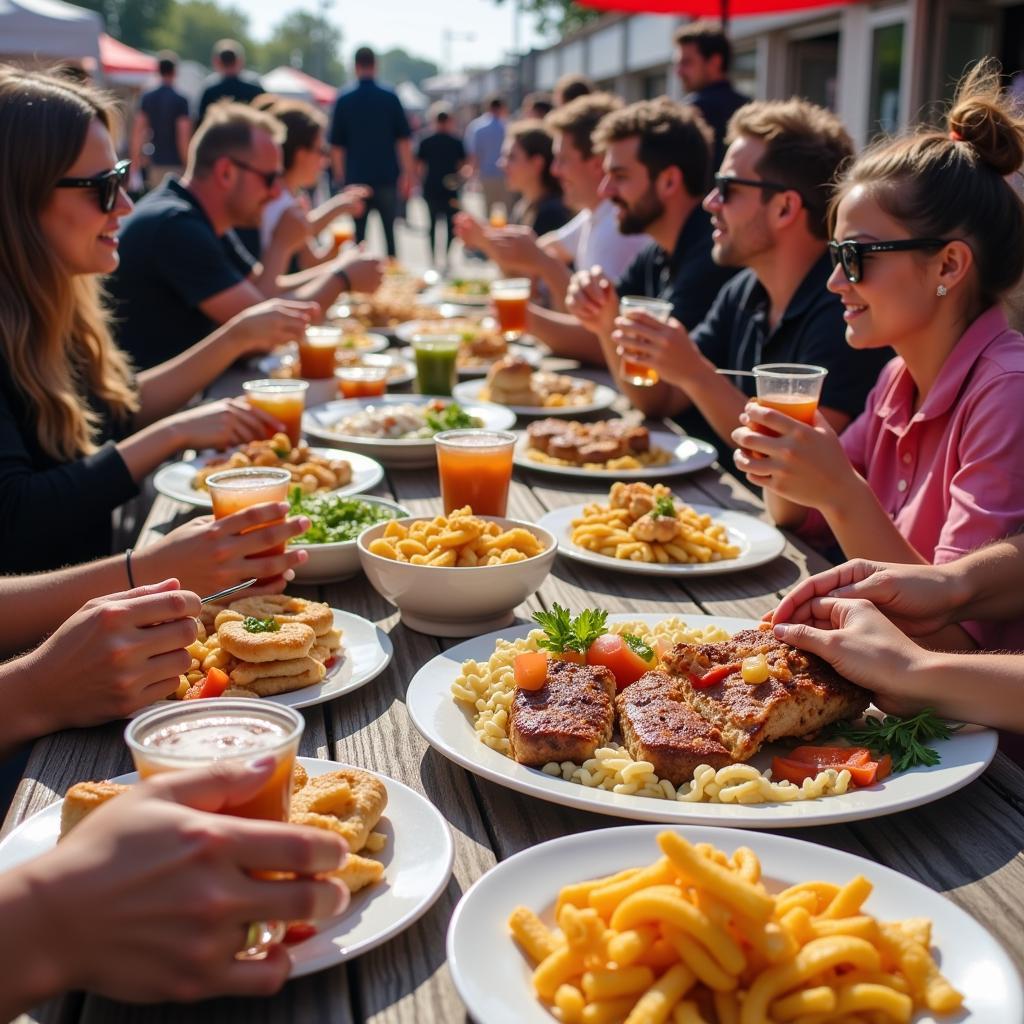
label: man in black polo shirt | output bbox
[609,98,892,455]
[109,103,382,370]
[673,20,749,170]
[329,46,415,257]
[196,40,263,125]
[526,97,737,365]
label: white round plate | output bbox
[452,379,618,417]
[302,394,517,468]
[0,757,454,978]
[153,448,385,510]
[397,342,541,378]
[257,350,415,388]
[537,502,785,577]
[406,613,997,828]
[393,317,488,344]
[513,429,718,480]
[448,824,1021,1024]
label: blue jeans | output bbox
[352,182,399,257]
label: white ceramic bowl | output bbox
[290,496,411,584]
[357,516,557,636]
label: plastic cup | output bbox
[435,429,517,516]
[412,334,461,396]
[619,296,673,387]
[337,365,388,399]
[491,277,530,342]
[331,219,355,249]
[489,202,508,228]
[299,325,342,380]
[241,379,309,445]
[752,363,828,430]
[206,467,292,557]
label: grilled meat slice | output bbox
[525,419,651,465]
[525,418,573,454]
[509,660,617,767]
[617,671,733,785]
[661,629,870,761]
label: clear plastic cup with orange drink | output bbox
[242,379,309,445]
[489,202,508,228]
[299,325,342,379]
[435,429,517,516]
[205,467,292,557]
[330,218,355,249]
[491,277,530,342]
[336,365,388,399]
[618,296,673,387]
[751,363,828,432]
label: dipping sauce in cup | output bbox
[491,277,530,342]
[619,296,673,387]
[242,379,309,445]
[412,334,461,396]
[206,467,292,557]
[752,363,828,432]
[435,429,516,516]
[299,326,342,380]
[337,365,388,399]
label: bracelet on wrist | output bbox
[125,547,136,590]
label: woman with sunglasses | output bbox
[732,61,1024,649]
[0,68,320,575]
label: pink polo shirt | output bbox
[799,305,1024,650]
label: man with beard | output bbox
[606,99,893,454]
[110,103,381,370]
[528,98,735,364]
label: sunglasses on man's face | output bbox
[55,159,131,213]
[827,238,955,284]
[713,173,794,205]
[228,156,282,189]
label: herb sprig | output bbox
[622,633,656,662]
[825,709,964,772]
[243,616,281,634]
[653,495,677,519]
[532,604,608,655]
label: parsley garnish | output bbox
[622,633,656,663]
[824,709,964,772]
[243,616,281,633]
[653,495,677,518]
[532,603,608,655]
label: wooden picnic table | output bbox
[7,365,1024,1024]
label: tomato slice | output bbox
[774,748,892,788]
[586,634,656,690]
[554,650,586,665]
[197,666,229,699]
[688,663,741,690]
[788,746,873,769]
[771,757,820,786]
[283,922,318,944]
[514,651,549,690]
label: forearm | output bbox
[307,195,351,234]
[288,269,345,308]
[279,263,336,289]
[526,305,604,364]
[331,148,345,185]
[398,139,415,179]
[251,243,292,297]
[115,420,184,483]
[596,324,689,417]
[914,649,1024,731]
[535,253,574,312]
[951,537,1024,620]
[674,359,747,447]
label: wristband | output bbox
[125,547,136,589]
[334,267,352,293]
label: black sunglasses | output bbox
[828,238,955,284]
[55,159,130,213]
[713,173,796,204]
[228,157,282,188]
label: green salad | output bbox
[423,401,484,434]
[287,488,404,545]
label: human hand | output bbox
[453,211,487,250]
[271,204,311,254]
[731,404,852,509]
[488,226,541,275]
[28,760,348,1002]
[165,397,284,452]
[566,266,618,336]
[138,503,311,598]
[226,299,320,356]
[18,579,200,729]
[398,174,413,201]
[611,313,698,388]
[335,248,384,294]
[771,559,958,638]
[337,184,370,218]
[772,598,929,717]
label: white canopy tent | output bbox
[0,0,101,65]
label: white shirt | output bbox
[260,189,299,252]
[547,199,651,281]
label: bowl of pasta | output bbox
[357,508,557,636]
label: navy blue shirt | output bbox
[616,206,738,331]
[688,80,750,170]
[108,178,256,370]
[140,83,189,165]
[197,72,264,124]
[329,79,411,186]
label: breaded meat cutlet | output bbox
[509,660,617,767]
[661,629,870,761]
[59,780,130,838]
[616,671,734,785]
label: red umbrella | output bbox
[577,0,858,30]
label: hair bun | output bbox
[948,59,1024,177]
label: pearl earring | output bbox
[937,285,948,297]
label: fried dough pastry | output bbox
[217,620,316,663]
[328,853,385,894]
[291,768,388,853]
[59,781,130,838]
[223,595,334,637]
[292,762,309,790]
[243,661,326,697]
[230,655,322,686]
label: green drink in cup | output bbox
[412,334,461,396]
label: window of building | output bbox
[787,32,840,110]
[868,22,904,138]
[732,47,757,100]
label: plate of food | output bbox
[153,437,384,510]
[258,348,415,388]
[536,483,785,577]
[514,421,718,479]
[171,597,393,711]
[406,608,997,828]
[453,358,617,416]
[302,394,517,468]
[0,757,454,978]
[395,318,541,376]
[448,823,1019,1023]
[432,276,493,306]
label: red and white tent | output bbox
[261,66,338,108]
